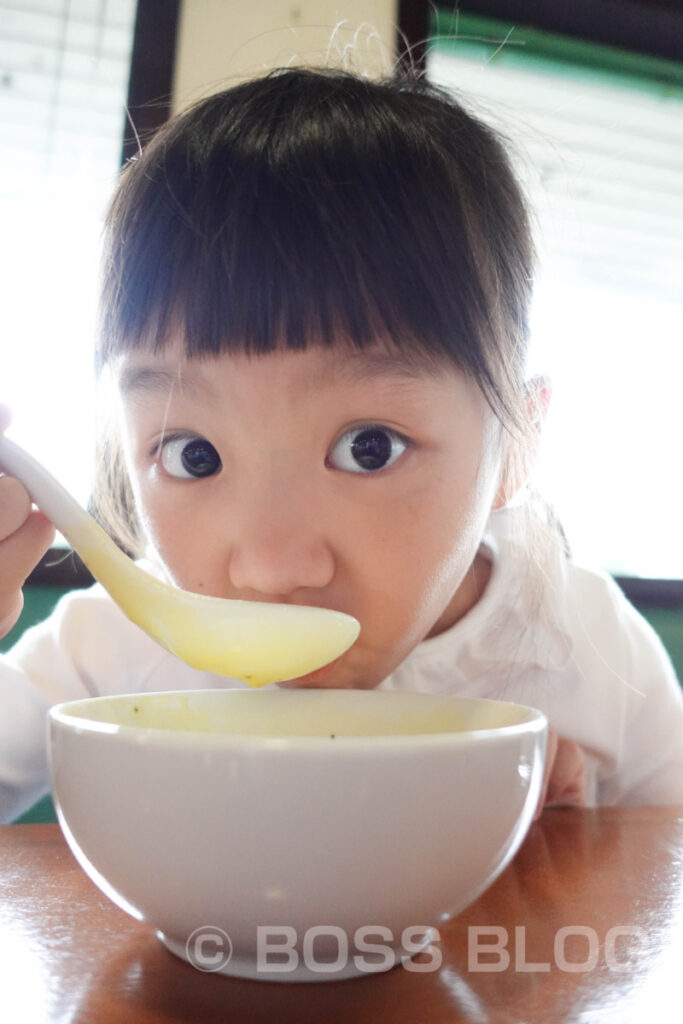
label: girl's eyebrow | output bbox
[117,365,207,399]
[338,350,448,383]
[117,350,449,398]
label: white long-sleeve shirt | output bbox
[2,508,682,822]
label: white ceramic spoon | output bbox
[0,437,359,686]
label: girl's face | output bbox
[114,338,506,690]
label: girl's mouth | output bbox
[276,655,345,689]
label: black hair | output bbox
[98,66,534,428]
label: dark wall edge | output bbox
[120,0,182,164]
[429,0,682,63]
[23,548,683,609]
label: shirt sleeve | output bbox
[597,588,683,806]
[0,584,167,823]
[562,566,683,806]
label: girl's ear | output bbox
[492,375,551,510]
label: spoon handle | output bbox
[0,436,95,545]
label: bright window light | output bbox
[0,0,136,506]
[429,28,683,578]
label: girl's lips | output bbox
[277,655,344,688]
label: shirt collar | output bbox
[402,505,574,677]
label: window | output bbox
[0,0,137,505]
[429,11,683,578]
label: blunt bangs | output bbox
[98,68,534,423]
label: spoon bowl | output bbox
[0,436,359,685]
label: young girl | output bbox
[1,68,681,824]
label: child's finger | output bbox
[0,509,55,581]
[0,475,33,542]
[0,591,23,638]
[545,737,587,808]
[534,725,559,820]
[0,511,55,635]
[534,727,587,820]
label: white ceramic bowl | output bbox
[49,688,547,982]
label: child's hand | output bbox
[534,725,587,819]
[0,406,56,638]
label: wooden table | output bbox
[2,808,683,1023]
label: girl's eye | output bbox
[327,425,408,474]
[158,436,222,479]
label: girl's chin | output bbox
[276,656,346,689]
[275,656,379,690]
[276,678,344,689]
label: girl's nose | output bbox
[226,492,335,598]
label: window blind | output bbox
[429,27,683,304]
[429,17,683,577]
[0,0,136,504]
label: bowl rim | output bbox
[48,689,548,750]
